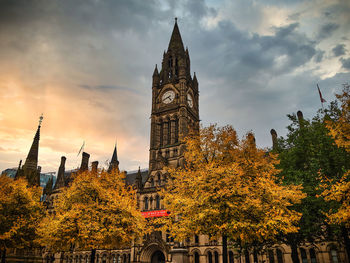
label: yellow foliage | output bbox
[38,169,146,251]
[323,84,350,227]
[159,125,305,244]
[0,175,44,249]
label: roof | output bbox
[125,169,148,185]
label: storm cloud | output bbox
[0,0,349,173]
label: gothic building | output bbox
[8,19,348,263]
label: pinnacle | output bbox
[168,18,185,53]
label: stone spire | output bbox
[108,144,119,173]
[23,115,43,171]
[54,156,66,190]
[136,166,143,190]
[43,176,53,196]
[168,18,185,53]
[19,115,43,186]
[79,152,90,172]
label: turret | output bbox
[92,161,99,174]
[108,145,120,173]
[270,129,278,150]
[136,166,143,190]
[297,110,304,128]
[54,156,66,190]
[79,152,90,172]
[18,115,43,186]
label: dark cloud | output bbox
[332,44,346,57]
[317,23,340,40]
[340,57,350,70]
[314,50,325,63]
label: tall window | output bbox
[160,122,163,146]
[150,197,153,209]
[300,248,307,263]
[157,174,161,185]
[207,252,212,263]
[194,252,200,263]
[167,121,171,145]
[214,251,219,263]
[175,118,179,143]
[276,249,283,263]
[194,235,199,244]
[245,251,250,263]
[253,251,258,263]
[113,255,116,263]
[229,251,234,263]
[268,250,274,263]
[144,197,148,210]
[156,195,160,209]
[309,248,317,263]
[330,249,339,263]
[150,178,154,187]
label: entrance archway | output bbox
[151,251,165,263]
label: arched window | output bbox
[144,197,148,210]
[300,248,307,263]
[157,174,161,185]
[156,195,160,209]
[194,235,199,244]
[330,248,339,263]
[245,251,250,263]
[276,249,283,263]
[150,197,153,209]
[268,250,274,263]
[194,252,200,263]
[253,250,258,263]
[207,252,212,263]
[214,251,219,263]
[229,251,234,263]
[309,248,317,263]
[128,254,131,263]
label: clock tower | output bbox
[148,18,199,181]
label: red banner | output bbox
[141,210,170,218]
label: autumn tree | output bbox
[0,175,44,263]
[321,84,350,259]
[160,125,305,262]
[38,168,146,261]
[275,103,350,263]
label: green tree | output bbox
[321,84,350,259]
[275,105,350,263]
[38,169,146,261]
[0,175,44,263]
[159,125,304,262]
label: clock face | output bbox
[162,90,175,104]
[187,93,193,108]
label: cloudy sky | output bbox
[0,0,349,173]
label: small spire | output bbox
[193,72,198,83]
[168,18,185,52]
[153,64,159,76]
[108,144,119,173]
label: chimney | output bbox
[270,129,278,150]
[92,161,99,174]
[247,132,256,148]
[80,152,90,172]
[297,110,304,127]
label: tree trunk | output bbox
[91,248,96,263]
[222,235,228,263]
[341,225,350,263]
[1,249,6,263]
[290,243,300,263]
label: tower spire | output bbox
[108,143,119,173]
[17,114,44,186]
[168,18,185,52]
